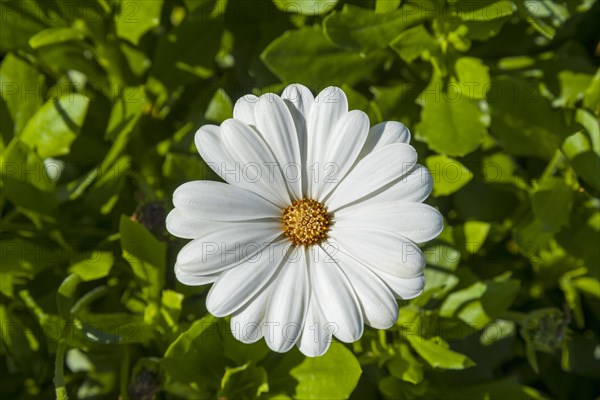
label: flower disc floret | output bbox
[282,198,330,246]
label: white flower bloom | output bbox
[166,84,443,357]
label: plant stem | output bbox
[54,342,69,400]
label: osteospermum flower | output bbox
[166,84,443,356]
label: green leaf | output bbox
[460,17,512,41]
[455,180,520,222]
[219,364,269,399]
[562,109,600,191]
[407,336,476,370]
[518,0,591,40]
[105,86,146,141]
[388,343,424,384]
[440,278,520,328]
[454,57,491,100]
[76,312,155,345]
[416,72,488,156]
[0,0,66,52]
[324,4,423,52]
[375,0,401,14]
[183,0,221,13]
[531,177,574,233]
[488,76,577,159]
[557,209,600,278]
[272,0,338,15]
[163,152,219,184]
[423,263,460,300]
[0,139,57,215]
[57,273,81,318]
[426,155,473,196]
[120,41,152,77]
[0,304,47,380]
[120,215,166,302]
[19,94,90,159]
[69,252,114,281]
[162,315,226,399]
[28,27,86,49]
[480,319,516,345]
[115,0,163,45]
[0,53,45,136]
[261,26,388,87]
[572,277,600,299]
[341,84,382,124]
[85,155,131,215]
[371,84,423,129]
[290,343,362,399]
[205,88,233,123]
[424,243,461,271]
[379,376,428,399]
[453,221,492,255]
[222,319,270,365]
[555,71,593,108]
[456,0,516,21]
[0,238,65,298]
[154,289,184,330]
[149,11,224,101]
[390,25,440,64]
[583,68,599,115]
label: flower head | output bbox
[166,84,443,356]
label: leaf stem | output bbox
[54,342,69,400]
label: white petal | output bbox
[206,241,291,317]
[230,280,275,343]
[176,221,281,274]
[315,110,370,201]
[173,181,281,221]
[255,94,303,200]
[360,121,411,158]
[282,84,314,195]
[335,202,443,244]
[297,294,332,357]
[356,164,433,207]
[194,124,232,178]
[326,143,417,211]
[221,118,291,207]
[264,247,309,352]
[166,208,213,239]
[334,250,398,329]
[310,245,364,343]
[282,84,314,118]
[233,94,258,126]
[368,270,426,300]
[329,229,425,278]
[306,87,348,199]
[175,265,220,286]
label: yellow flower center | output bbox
[282,198,331,246]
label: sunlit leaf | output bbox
[120,215,166,302]
[28,27,86,49]
[115,0,163,45]
[272,0,337,15]
[416,71,489,156]
[324,4,423,52]
[19,94,89,159]
[261,26,388,87]
[426,155,473,196]
[290,343,362,399]
[407,336,476,370]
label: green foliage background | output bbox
[1,0,599,399]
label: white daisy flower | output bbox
[166,84,443,357]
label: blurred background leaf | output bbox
[1,0,599,399]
